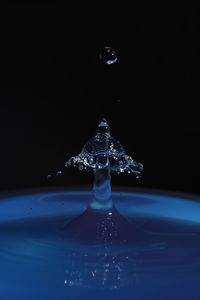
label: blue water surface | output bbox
[0,188,199,300]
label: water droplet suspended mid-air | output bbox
[99,47,117,65]
[56,170,62,176]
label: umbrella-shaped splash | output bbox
[63,118,144,243]
[66,118,143,211]
[66,118,143,177]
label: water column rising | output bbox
[66,118,143,211]
[63,118,144,242]
[91,158,112,210]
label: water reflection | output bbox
[63,242,138,290]
[0,190,199,299]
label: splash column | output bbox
[90,158,113,210]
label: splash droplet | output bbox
[47,174,53,179]
[99,47,117,65]
[56,170,62,176]
[78,165,84,171]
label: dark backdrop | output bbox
[0,4,200,195]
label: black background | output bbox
[0,3,200,195]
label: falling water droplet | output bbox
[99,47,117,65]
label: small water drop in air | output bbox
[47,174,53,179]
[99,47,117,65]
[56,171,62,176]
[78,164,84,171]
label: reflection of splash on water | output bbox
[65,118,143,177]
[63,232,196,290]
[64,243,138,290]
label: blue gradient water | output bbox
[0,188,199,300]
